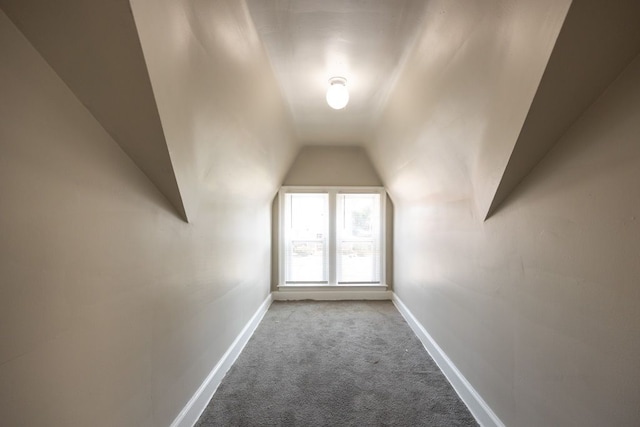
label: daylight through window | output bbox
[280,187,385,286]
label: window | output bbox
[283,193,328,283]
[279,187,385,286]
[337,193,381,283]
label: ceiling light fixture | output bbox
[326,77,349,110]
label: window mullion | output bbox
[328,189,337,285]
[279,186,385,287]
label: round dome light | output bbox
[326,77,349,110]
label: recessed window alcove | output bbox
[271,146,393,294]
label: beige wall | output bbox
[273,146,393,288]
[0,7,296,427]
[4,0,639,425]
[368,0,571,221]
[283,146,382,186]
[129,0,298,223]
[371,42,640,427]
[0,0,188,221]
[487,0,640,218]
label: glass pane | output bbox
[284,193,328,283]
[337,193,381,283]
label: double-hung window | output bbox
[279,187,385,286]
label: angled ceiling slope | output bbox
[486,0,640,218]
[247,0,429,145]
[0,0,188,221]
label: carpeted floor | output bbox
[195,301,478,426]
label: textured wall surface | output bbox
[371,46,640,426]
[0,6,297,426]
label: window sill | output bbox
[277,283,388,291]
[274,284,391,300]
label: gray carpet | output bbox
[195,301,478,426]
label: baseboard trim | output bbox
[170,292,501,426]
[392,294,505,427]
[273,290,392,301]
[170,293,274,427]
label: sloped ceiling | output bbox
[128,0,298,220]
[487,0,640,218]
[367,0,572,214]
[0,0,188,221]
[246,0,428,145]
[249,0,640,218]
[3,0,640,221]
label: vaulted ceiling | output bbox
[246,0,428,145]
[2,0,640,221]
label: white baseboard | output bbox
[273,289,392,301]
[392,294,505,427]
[170,293,274,427]
[169,292,501,427]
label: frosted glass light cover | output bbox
[326,78,349,109]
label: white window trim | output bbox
[278,186,386,287]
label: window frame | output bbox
[278,186,386,287]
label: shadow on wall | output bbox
[490,54,640,219]
[0,0,189,221]
[0,7,298,426]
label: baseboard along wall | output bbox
[171,291,503,427]
[169,293,274,427]
[392,294,505,427]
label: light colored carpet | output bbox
[196,301,478,426]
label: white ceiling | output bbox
[246,0,429,145]
[5,0,639,220]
